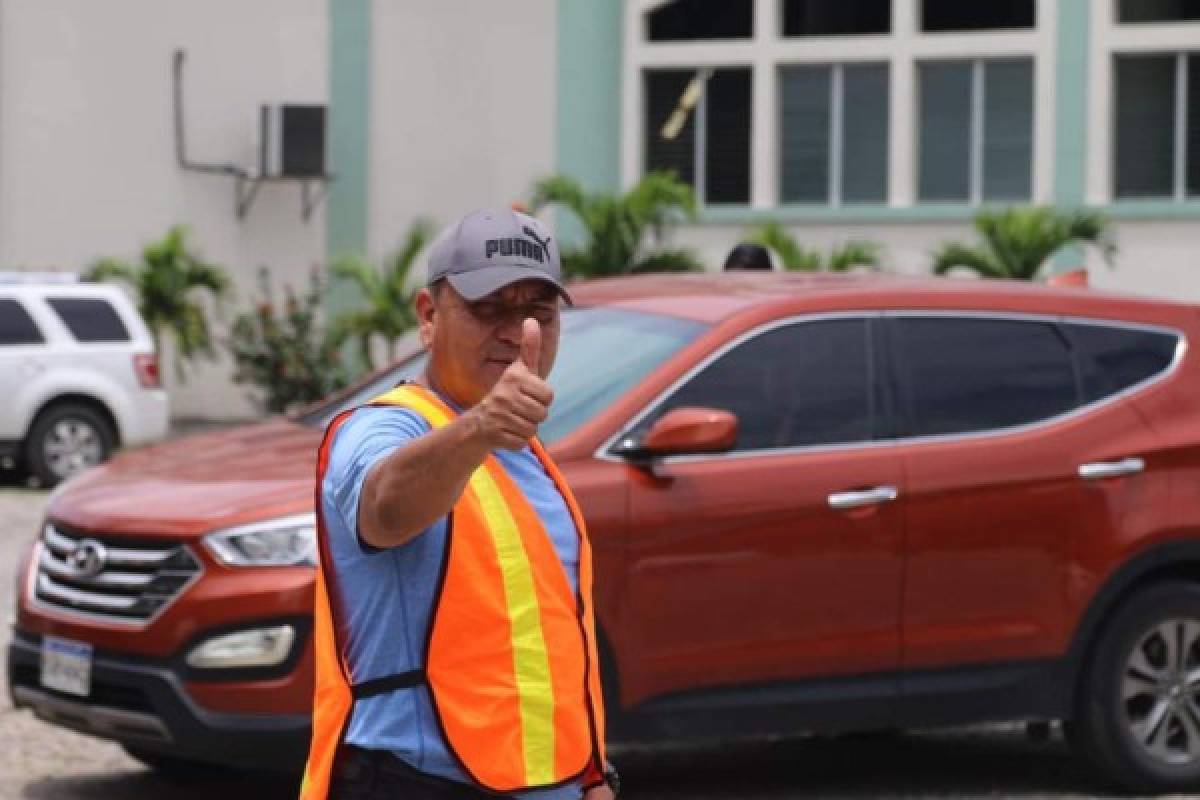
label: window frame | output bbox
[643,65,753,206]
[1112,51,1193,202]
[598,311,894,463]
[625,0,1046,210]
[778,61,890,206]
[881,310,1185,444]
[916,57,1035,205]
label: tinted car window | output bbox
[0,297,44,345]
[895,317,1076,437]
[46,297,130,342]
[641,318,874,451]
[1066,322,1179,403]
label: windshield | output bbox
[298,307,706,444]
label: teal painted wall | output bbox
[327,0,370,313]
[555,0,623,244]
[1053,0,1091,270]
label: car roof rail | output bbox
[0,271,81,284]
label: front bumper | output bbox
[7,630,310,772]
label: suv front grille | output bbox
[35,523,201,623]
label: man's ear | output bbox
[415,288,436,348]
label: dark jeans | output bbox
[330,745,495,800]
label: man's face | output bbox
[415,279,562,407]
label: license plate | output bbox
[40,636,92,697]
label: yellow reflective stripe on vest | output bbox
[370,386,557,785]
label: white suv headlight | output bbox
[203,513,317,567]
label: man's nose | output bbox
[495,313,524,344]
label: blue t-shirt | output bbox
[321,404,583,799]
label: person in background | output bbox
[723,242,774,271]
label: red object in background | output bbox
[132,352,160,389]
[9,272,1200,792]
[1047,268,1089,287]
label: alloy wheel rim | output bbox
[1123,619,1200,766]
[41,418,103,479]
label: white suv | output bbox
[0,276,168,486]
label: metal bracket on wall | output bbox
[233,174,331,221]
[173,48,333,222]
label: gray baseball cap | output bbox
[427,208,572,305]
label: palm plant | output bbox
[329,219,433,370]
[87,225,230,379]
[529,172,701,277]
[748,222,881,272]
[932,207,1116,281]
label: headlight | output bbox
[203,513,316,567]
[186,625,296,669]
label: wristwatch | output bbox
[603,762,620,796]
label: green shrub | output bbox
[228,267,348,414]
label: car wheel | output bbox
[24,403,115,487]
[1070,581,1200,794]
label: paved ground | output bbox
[0,467,1191,799]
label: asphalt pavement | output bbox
[0,469,1191,799]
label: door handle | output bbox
[1078,457,1145,480]
[827,485,899,510]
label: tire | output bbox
[23,402,116,487]
[1070,581,1200,794]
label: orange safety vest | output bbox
[300,384,606,798]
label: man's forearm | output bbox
[357,409,491,549]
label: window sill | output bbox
[689,200,1200,225]
[696,204,981,224]
[1105,200,1200,219]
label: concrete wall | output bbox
[367,0,557,267]
[0,0,328,419]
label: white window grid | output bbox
[1089,1,1200,204]
[622,0,1053,209]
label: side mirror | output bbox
[621,407,738,458]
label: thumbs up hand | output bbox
[469,318,555,451]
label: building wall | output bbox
[0,0,328,418]
[366,0,557,265]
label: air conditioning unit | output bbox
[259,104,327,178]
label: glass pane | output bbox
[918,62,972,202]
[645,70,696,189]
[0,298,44,345]
[842,64,889,203]
[45,297,129,342]
[1067,323,1179,403]
[922,0,1035,31]
[647,0,753,41]
[896,318,1077,437]
[782,0,890,36]
[1115,56,1177,199]
[705,68,752,204]
[1119,0,1200,23]
[546,309,706,444]
[780,66,831,203]
[645,319,873,451]
[983,60,1033,201]
[1189,55,1200,196]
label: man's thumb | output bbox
[520,317,541,371]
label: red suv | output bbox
[8,273,1200,792]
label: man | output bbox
[301,208,616,800]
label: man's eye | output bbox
[531,307,557,324]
